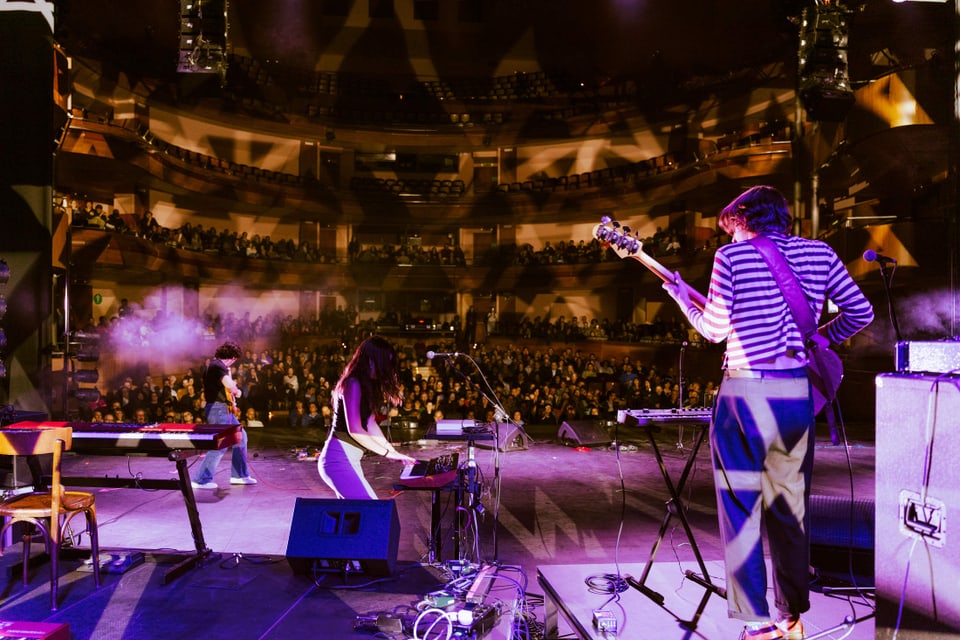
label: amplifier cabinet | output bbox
[875,373,960,638]
[896,341,960,375]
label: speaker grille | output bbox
[285,498,400,576]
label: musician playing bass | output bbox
[191,340,258,490]
[661,186,873,640]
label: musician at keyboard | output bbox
[318,336,417,500]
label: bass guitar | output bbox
[593,216,842,415]
[226,388,242,419]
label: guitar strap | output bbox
[748,236,841,442]
[746,236,818,345]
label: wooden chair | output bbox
[0,425,100,610]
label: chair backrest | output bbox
[0,426,72,508]
[0,426,72,457]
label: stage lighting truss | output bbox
[178,0,229,81]
[798,3,856,122]
[70,330,101,406]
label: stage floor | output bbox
[538,561,875,640]
[0,420,877,639]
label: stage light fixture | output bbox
[71,330,102,410]
[75,347,100,362]
[178,0,229,80]
[74,388,101,404]
[798,3,855,122]
[74,369,99,384]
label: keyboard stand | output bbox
[393,475,458,563]
[624,417,726,631]
[59,449,217,584]
[424,426,497,562]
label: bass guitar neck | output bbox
[594,216,707,311]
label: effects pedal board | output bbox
[465,563,498,603]
[80,551,145,574]
[451,602,500,638]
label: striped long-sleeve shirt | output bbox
[680,232,874,370]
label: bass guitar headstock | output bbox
[593,216,644,260]
[592,216,708,311]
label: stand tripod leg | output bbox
[628,422,725,630]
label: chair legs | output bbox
[3,508,100,611]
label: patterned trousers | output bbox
[711,369,814,621]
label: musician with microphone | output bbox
[661,186,874,640]
[318,336,417,499]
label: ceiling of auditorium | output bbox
[50,1,957,213]
[52,0,954,88]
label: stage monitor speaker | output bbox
[808,493,874,580]
[557,420,611,446]
[875,373,960,639]
[285,498,400,577]
[474,422,530,452]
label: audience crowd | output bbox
[64,195,713,430]
[64,197,698,266]
[78,318,719,432]
[84,299,699,355]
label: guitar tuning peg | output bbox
[622,226,631,234]
[611,220,621,228]
[600,216,612,224]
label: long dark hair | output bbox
[334,336,402,417]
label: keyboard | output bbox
[8,421,242,454]
[617,408,712,426]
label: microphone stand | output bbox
[874,260,907,379]
[877,261,904,343]
[676,341,688,449]
[433,353,520,563]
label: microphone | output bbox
[426,351,460,359]
[863,249,897,266]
